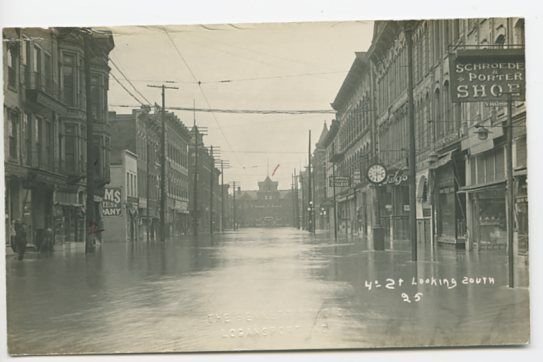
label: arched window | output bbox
[495,34,506,48]
[425,92,431,148]
[443,81,452,134]
[514,19,525,45]
[433,88,441,142]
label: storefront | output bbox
[431,152,466,248]
[377,169,409,242]
[54,187,84,243]
[462,146,507,250]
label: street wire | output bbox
[163,29,248,172]
[109,104,335,115]
[110,72,146,106]
[109,56,152,105]
[121,70,348,85]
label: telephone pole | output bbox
[147,84,178,242]
[220,160,230,232]
[308,130,315,234]
[232,181,237,230]
[403,22,418,262]
[84,33,96,254]
[208,146,221,234]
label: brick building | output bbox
[3,27,114,247]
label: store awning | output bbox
[457,180,506,194]
[429,150,454,170]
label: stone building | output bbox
[3,27,114,247]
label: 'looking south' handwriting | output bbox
[364,276,495,291]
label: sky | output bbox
[106,21,374,190]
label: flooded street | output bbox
[6,228,529,355]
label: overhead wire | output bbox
[110,71,146,106]
[109,56,152,105]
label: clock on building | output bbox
[367,163,387,184]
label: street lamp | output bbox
[474,125,492,141]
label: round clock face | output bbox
[367,164,387,184]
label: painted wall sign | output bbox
[103,187,122,216]
[450,48,525,102]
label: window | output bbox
[433,21,441,64]
[127,172,131,196]
[65,124,77,173]
[90,74,101,120]
[24,113,32,165]
[434,89,442,140]
[514,19,525,46]
[44,52,52,92]
[45,120,53,169]
[453,19,461,42]
[495,34,506,48]
[35,117,43,167]
[443,82,452,134]
[8,110,19,160]
[7,45,18,89]
[62,53,76,106]
[33,45,42,88]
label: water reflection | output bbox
[6,227,529,355]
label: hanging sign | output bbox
[381,169,408,186]
[329,176,351,187]
[449,48,525,102]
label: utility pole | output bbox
[300,172,305,230]
[308,130,314,234]
[84,32,96,254]
[404,22,418,262]
[294,169,300,229]
[221,160,225,232]
[147,84,178,242]
[192,123,199,236]
[332,160,338,241]
[219,160,230,232]
[291,172,296,228]
[146,140,151,242]
[209,146,214,235]
[232,181,237,231]
[506,93,515,288]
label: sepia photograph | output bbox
[1,1,536,359]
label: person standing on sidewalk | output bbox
[10,220,17,253]
[14,221,27,261]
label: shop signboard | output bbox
[449,48,525,103]
[103,187,122,216]
[329,176,350,187]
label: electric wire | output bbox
[109,56,152,105]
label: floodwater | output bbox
[6,228,530,355]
